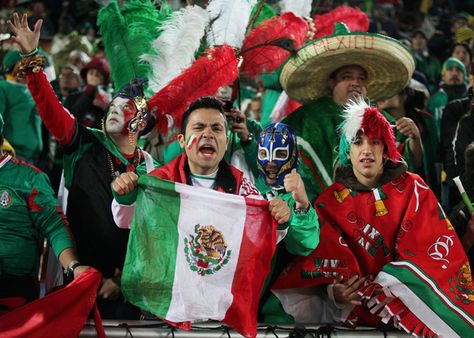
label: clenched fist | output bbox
[269,198,291,224]
[112,172,139,195]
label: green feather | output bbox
[97,0,172,90]
[251,3,276,28]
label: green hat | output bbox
[2,49,50,75]
[442,57,467,83]
[280,22,415,103]
[2,50,22,74]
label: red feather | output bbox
[361,107,400,163]
[312,6,369,39]
[148,45,238,134]
[240,12,309,79]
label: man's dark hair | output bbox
[180,96,226,135]
[411,30,427,40]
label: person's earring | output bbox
[128,129,136,148]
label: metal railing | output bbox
[80,320,412,337]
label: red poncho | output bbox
[273,168,474,337]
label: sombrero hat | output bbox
[280,23,415,103]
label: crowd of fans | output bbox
[1,0,474,333]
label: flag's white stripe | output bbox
[390,261,474,326]
[166,182,246,322]
[375,271,459,337]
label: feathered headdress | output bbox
[312,5,369,39]
[240,12,309,79]
[338,97,399,166]
[97,0,172,90]
[206,0,257,48]
[280,0,313,18]
[147,45,238,135]
[250,3,276,28]
[141,5,210,93]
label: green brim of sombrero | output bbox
[280,24,415,103]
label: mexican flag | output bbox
[122,175,277,338]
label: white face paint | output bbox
[105,97,133,135]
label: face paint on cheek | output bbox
[186,133,197,149]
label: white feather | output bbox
[341,96,369,142]
[206,0,257,48]
[141,5,210,93]
[280,0,313,18]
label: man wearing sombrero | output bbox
[280,22,416,202]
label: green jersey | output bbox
[0,154,74,277]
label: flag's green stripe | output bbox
[122,176,180,317]
[383,262,473,335]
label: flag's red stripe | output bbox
[223,201,277,338]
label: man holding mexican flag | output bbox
[111,97,308,337]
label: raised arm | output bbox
[8,13,77,145]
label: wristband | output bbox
[19,47,39,58]
[65,260,81,279]
[294,203,310,215]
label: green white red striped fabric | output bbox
[122,175,277,338]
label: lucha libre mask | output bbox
[257,122,298,188]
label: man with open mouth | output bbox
[112,97,292,229]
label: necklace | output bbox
[107,147,141,179]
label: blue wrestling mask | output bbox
[257,123,298,188]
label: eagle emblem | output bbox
[449,262,474,304]
[0,189,12,208]
[184,224,231,276]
